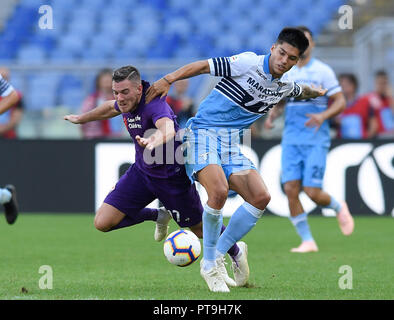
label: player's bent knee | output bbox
[251,191,271,210]
[208,186,228,209]
[94,215,111,232]
[284,182,300,199]
[303,187,321,202]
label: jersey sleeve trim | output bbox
[208,57,231,77]
[326,84,342,97]
[0,78,14,97]
[287,82,303,98]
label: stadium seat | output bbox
[57,34,88,55]
[25,89,57,111]
[164,17,192,39]
[58,87,84,110]
[17,45,47,65]
[80,49,111,64]
[48,49,78,65]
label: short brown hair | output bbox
[112,65,141,83]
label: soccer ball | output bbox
[163,229,201,267]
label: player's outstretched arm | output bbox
[0,90,20,115]
[64,100,120,124]
[146,60,210,103]
[135,117,175,151]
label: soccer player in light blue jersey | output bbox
[0,74,20,225]
[146,28,327,292]
[265,26,354,253]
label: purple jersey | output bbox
[114,80,183,178]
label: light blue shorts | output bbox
[281,144,328,188]
[183,127,257,183]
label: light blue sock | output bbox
[202,204,223,270]
[289,212,314,242]
[216,202,264,256]
[324,196,342,213]
[0,188,12,205]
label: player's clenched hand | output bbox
[305,113,325,131]
[64,114,81,124]
[136,135,155,150]
[145,78,171,104]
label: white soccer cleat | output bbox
[154,207,172,242]
[230,241,250,287]
[290,240,319,253]
[200,259,230,293]
[337,201,354,236]
[216,256,237,287]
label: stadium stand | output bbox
[0,0,346,137]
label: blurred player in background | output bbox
[64,66,239,285]
[337,73,376,139]
[0,67,23,139]
[146,27,327,292]
[80,68,114,139]
[364,70,394,138]
[166,79,195,128]
[0,71,20,224]
[265,26,354,253]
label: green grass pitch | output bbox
[0,213,393,300]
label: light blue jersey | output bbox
[187,52,302,132]
[283,58,341,147]
[184,52,303,183]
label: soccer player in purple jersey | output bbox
[0,74,20,225]
[64,66,239,285]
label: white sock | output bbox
[202,259,216,271]
[0,188,12,205]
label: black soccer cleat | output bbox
[3,184,18,225]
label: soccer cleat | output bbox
[3,185,18,225]
[290,240,318,253]
[337,201,354,236]
[230,241,250,287]
[216,256,237,287]
[154,207,172,241]
[200,259,230,292]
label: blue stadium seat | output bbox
[173,44,202,60]
[28,34,56,52]
[48,49,78,65]
[164,17,192,39]
[80,49,111,64]
[216,33,244,54]
[67,19,97,38]
[59,74,83,89]
[58,87,84,109]
[17,45,46,65]
[25,74,59,110]
[120,34,155,58]
[57,34,88,55]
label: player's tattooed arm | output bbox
[136,117,175,150]
[146,60,210,103]
[64,100,120,124]
[297,84,328,100]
